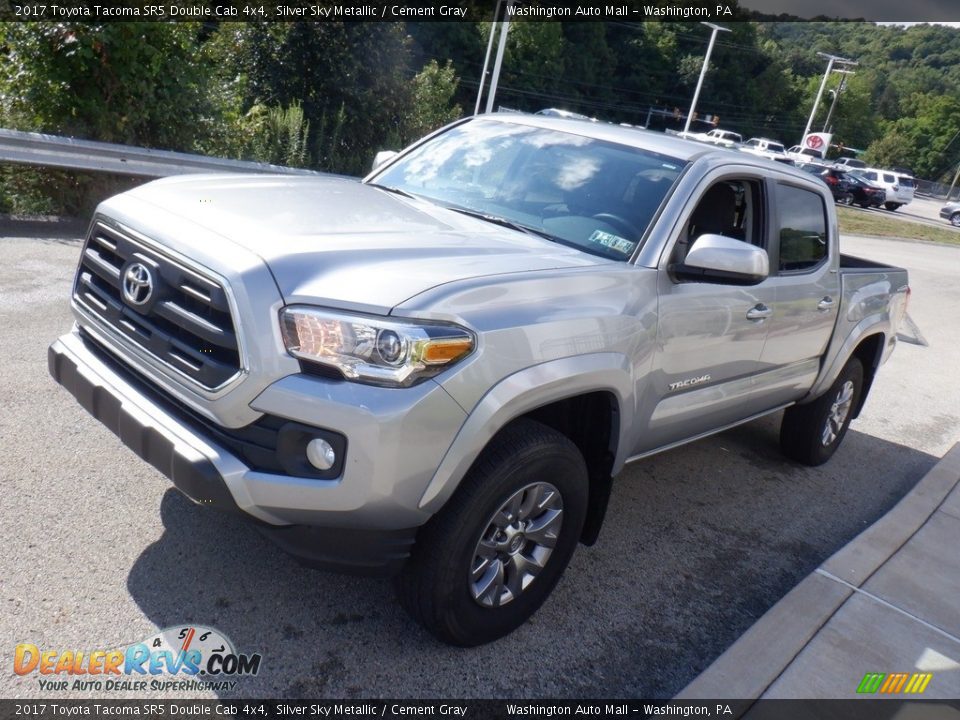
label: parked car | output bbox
[939,201,960,227]
[681,128,743,148]
[806,166,855,205]
[843,173,887,208]
[49,114,910,646]
[852,168,915,211]
[787,146,826,164]
[833,157,867,171]
[740,137,793,164]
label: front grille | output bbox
[73,221,241,390]
[80,329,344,480]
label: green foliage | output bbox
[406,60,463,142]
[243,103,312,168]
[0,23,213,149]
[0,22,215,213]
[232,22,415,176]
[864,93,960,179]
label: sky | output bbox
[742,0,960,22]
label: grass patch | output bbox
[837,206,960,246]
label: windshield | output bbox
[370,119,686,261]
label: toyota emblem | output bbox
[122,262,155,306]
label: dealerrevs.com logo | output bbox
[14,626,262,693]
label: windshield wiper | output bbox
[367,183,418,200]
[443,206,557,242]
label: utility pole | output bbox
[803,53,857,143]
[484,0,514,114]
[822,69,855,133]
[683,23,730,135]
[474,0,503,115]
[948,162,960,202]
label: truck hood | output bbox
[125,174,605,313]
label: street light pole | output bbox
[803,53,857,142]
[683,22,730,135]
[484,0,514,114]
[474,0,503,115]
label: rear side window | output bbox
[863,171,878,181]
[900,176,915,188]
[883,173,896,183]
[775,184,828,272]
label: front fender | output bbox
[418,353,635,513]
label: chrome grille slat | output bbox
[73,221,241,390]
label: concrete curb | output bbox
[676,441,960,700]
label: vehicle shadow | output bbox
[126,414,938,699]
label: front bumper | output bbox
[48,329,466,575]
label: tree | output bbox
[405,60,463,143]
[865,93,960,179]
[0,23,214,150]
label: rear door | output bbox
[754,179,840,405]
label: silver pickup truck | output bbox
[49,115,909,646]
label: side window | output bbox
[775,184,828,272]
[864,171,877,181]
[672,179,764,268]
[883,173,896,184]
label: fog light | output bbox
[306,438,336,471]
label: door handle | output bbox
[817,296,835,311]
[746,303,773,321]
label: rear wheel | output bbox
[884,202,901,211]
[780,358,863,466]
[837,193,853,205]
[396,419,588,646]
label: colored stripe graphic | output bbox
[857,672,932,694]
[857,673,885,693]
[882,673,909,693]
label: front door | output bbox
[634,172,778,454]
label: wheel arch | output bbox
[850,333,885,418]
[418,354,634,544]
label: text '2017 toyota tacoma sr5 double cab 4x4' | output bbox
[50,114,909,646]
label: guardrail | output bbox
[0,127,321,178]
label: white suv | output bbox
[853,168,915,211]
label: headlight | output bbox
[280,306,475,387]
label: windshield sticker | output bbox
[589,229,636,255]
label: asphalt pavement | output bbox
[1,229,958,700]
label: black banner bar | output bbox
[2,0,957,23]
[2,700,960,720]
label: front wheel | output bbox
[780,358,863,466]
[884,202,901,211]
[396,419,588,646]
[950,212,960,228]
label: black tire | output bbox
[780,358,863,466]
[396,419,588,646]
[950,213,960,228]
[857,202,871,209]
[884,202,900,211]
[837,194,853,206]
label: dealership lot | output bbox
[1,231,958,699]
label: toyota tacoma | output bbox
[49,114,910,645]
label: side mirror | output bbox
[680,234,769,285]
[372,150,398,172]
